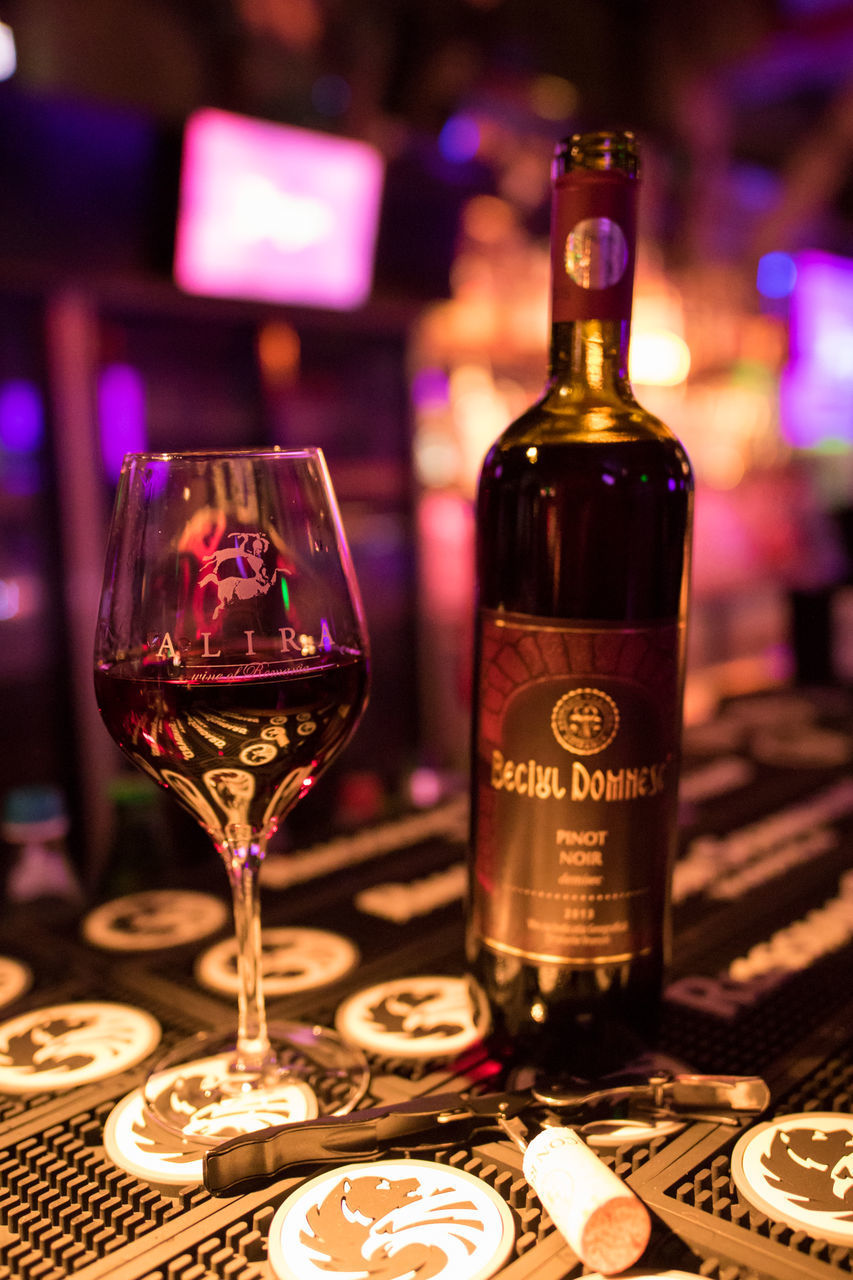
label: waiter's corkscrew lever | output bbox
[203,1071,770,1195]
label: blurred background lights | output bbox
[0,380,44,452]
[407,766,444,809]
[413,431,459,488]
[461,194,517,244]
[528,74,578,121]
[310,73,352,117]
[237,176,333,251]
[257,320,301,386]
[0,22,16,82]
[815,323,853,378]
[411,366,450,410]
[175,108,384,310]
[98,363,147,482]
[780,251,853,448]
[0,573,39,622]
[438,114,481,164]
[629,331,691,387]
[0,579,20,621]
[757,251,797,299]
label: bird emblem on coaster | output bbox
[731,1111,853,1245]
[144,1051,318,1145]
[0,955,32,1010]
[267,1158,515,1280]
[195,927,358,997]
[104,1059,317,1186]
[0,1001,161,1093]
[334,975,490,1060]
[82,889,229,951]
[104,1082,208,1188]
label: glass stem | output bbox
[222,825,272,1072]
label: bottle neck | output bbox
[548,151,638,397]
[548,318,632,394]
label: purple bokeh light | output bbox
[98,363,146,481]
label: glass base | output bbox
[142,1021,370,1146]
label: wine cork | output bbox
[522,1125,651,1275]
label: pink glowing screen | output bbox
[174,109,384,310]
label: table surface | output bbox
[1,684,852,1280]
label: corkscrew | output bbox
[202,1070,769,1195]
[528,1069,771,1128]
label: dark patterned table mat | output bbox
[1,687,853,1279]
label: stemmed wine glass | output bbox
[94,448,371,1142]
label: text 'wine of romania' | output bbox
[467,130,694,1076]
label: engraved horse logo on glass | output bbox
[199,532,281,618]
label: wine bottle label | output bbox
[551,169,637,323]
[471,609,683,967]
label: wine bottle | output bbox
[467,130,693,1076]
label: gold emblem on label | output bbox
[551,687,619,756]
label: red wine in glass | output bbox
[94,653,368,842]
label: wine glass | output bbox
[93,448,371,1142]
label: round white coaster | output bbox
[144,1051,318,1144]
[82,889,229,951]
[0,1001,161,1093]
[731,1111,853,1246]
[195,926,358,996]
[335,975,490,1060]
[104,1058,318,1186]
[268,1157,515,1280]
[0,955,32,1010]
